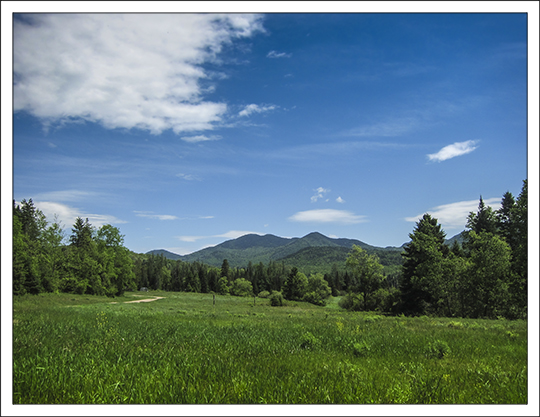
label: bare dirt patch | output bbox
[124,297,165,304]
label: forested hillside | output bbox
[149,231,404,269]
[12,179,527,319]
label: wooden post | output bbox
[213,293,216,307]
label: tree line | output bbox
[340,180,527,319]
[13,200,136,297]
[13,179,526,319]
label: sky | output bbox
[6,8,536,256]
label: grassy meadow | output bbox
[12,291,527,404]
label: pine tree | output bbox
[400,214,448,315]
[466,196,498,235]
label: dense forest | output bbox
[12,180,527,319]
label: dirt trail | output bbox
[110,296,165,304]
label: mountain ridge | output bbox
[145,231,466,268]
[145,231,414,268]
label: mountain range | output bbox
[146,231,465,271]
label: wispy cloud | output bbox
[427,140,479,162]
[238,104,277,117]
[267,50,292,58]
[288,209,367,224]
[311,187,331,203]
[336,196,345,204]
[262,140,412,162]
[180,135,222,143]
[341,117,420,138]
[405,198,501,230]
[33,190,98,202]
[176,173,201,181]
[177,230,262,242]
[13,14,264,134]
[134,211,178,221]
[33,201,126,228]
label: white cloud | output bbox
[176,230,261,242]
[267,50,292,58]
[13,14,264,134]
[33,201,126,229]
[288,209,367,224]
[176,173,201,181]
[180,135,221,143]
[311,187,330,203]
[215,230,263,239]
[427,140,479,162]
[33,190,97,202]
[405,198,501,230]
[238,104,277,117]
[343,117,419,137]
[134,211,178,221]
[336,196,345,204]
[177,235,205,243]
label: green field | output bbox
[13,291,527,404]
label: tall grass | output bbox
[13,292,527,404]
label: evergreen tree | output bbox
[510,180,527,317]
[497,191,516,246]
[400,214,448,316]
[465,196,498,237]
[220,259,230,280]
[282,267,308,301]
[462,231,513,318]
[70,217,95,249]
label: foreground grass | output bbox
[13,292,527,404]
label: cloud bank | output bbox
[289,209,367,224]
[14,14,264,134]
[405,198,501,230]
[427,140,479,162]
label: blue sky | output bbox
[7,11,532,255]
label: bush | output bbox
[352,340,371,357]
[303,291,327,306]
[426,340,451,359]
[300,332,321,350]
[229,278,253,297]
[269,291,284,306]
[338,293,364,311]
[258,290,270,299]
[217,276,229,295]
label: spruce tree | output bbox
[400,214,448,315]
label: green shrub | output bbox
[352,340,371,357]
[217,276,229,295]
[338,293,363,311]
[269,291,284,306]
[300,332,321,350]
[229,278,253,297]
[303,291,327,306]
[426,340,451,359]
[258,291,270,299]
